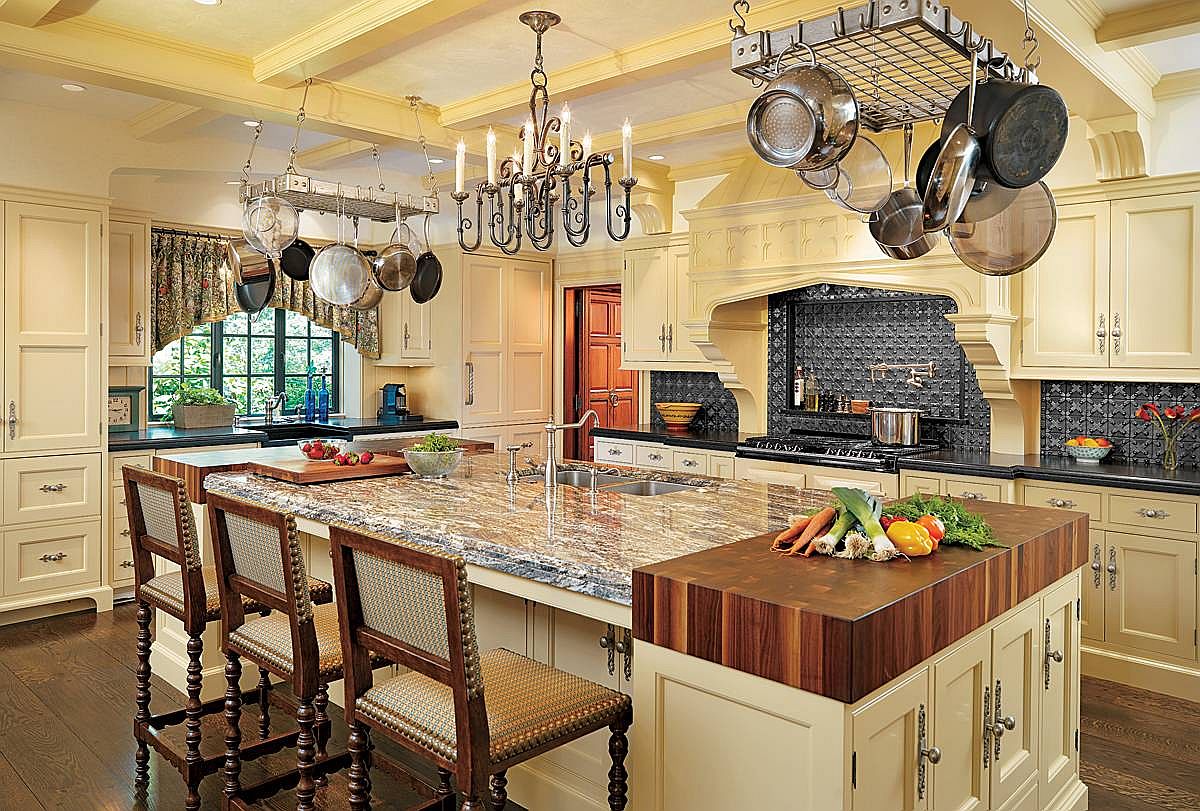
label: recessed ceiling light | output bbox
[193,0,221,6]
[61,83,86,92]
[224,180,242,185]
[428,157,445,165]
[242,119,260,127]
[648,154,666,161]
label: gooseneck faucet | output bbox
[544,409,599,490]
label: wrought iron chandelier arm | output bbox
[452,189,484,252]
[604,163,638,243]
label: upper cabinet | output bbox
[376,288,433,366]
[622,244,708,369]
[107,214,151,366]
[3,201,103,453]
[1021,191,1200,374]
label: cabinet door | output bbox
[462,255,506,425]
[666,244,707,362]
[1110,192,1200,369]
[107,218,151,364]
[1081,530,1104,642]
[1020,202,1109,368]
[708,453,735,479]
[508,422,548,462]
[458,425,506,455]
[930,633,990,811]
[1104,532,1197,659]
[1040,576,1080,805]
[400,294,433,361]
[621,247,668,363]
[989,602,1040,809]
[4,202,103,452]
[851,668,929,811]
[472,585,529,656]
[506,258,551,423]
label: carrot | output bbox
[785,506,836,557]
[771,515,812,551]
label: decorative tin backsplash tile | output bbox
[767,284,991,452]
[1040,381,1200,468]
[648,372,740,433]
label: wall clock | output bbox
[108,386,144,433]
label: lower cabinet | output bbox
[851,669,928,811]
[2,519,102,598]
[989,602,1041,809]
[736,457,899,497]
[900,471,1014,503]
[930,633,990,811]
[1100,531,1197,659]
[1040,578,1080,806]
[593,437,735,479]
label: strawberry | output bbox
[300,442,312,453]
[359,451,374,465]
[306,449,323,460]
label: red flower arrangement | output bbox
[1136,402,1200,471]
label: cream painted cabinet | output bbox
[988,601,1040,810]
[462,254,506,425]
[851,669,928,811]
[506,258,552,423]
[3,202,103,453]
[929,632,990,811]
[1103,531,1197,660]
[376,289,433,366]
[1040,576,1080,807]
[1081,530,1104,642]
[622,244,706,367]
[107,215,151,365]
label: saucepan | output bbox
[870,407,923,446]
[869,124,938,259]
[225,238,271,284]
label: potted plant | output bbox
[170,384,237,429]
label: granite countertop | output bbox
[109,416,458,452]
[590,424,752,452]
[202,456,830,606]
[899,450,1200,496]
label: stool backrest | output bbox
[208,493,318,694]
[329,526,487,779]
[123,466,207,629]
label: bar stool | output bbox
[122,467,334,810]
[328,524,634,811]
[208,493,397,810]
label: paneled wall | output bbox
[648,372,740,433]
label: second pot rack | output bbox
[729,0,1030,132]
[241,172,438,223]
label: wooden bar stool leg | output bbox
[295,696,318,810]
[607,713,631,811]
[489,770,508,810]
[346,720,373,810]
[313,682,330,787]
[133,601,153,787]
[223,651,244,798]
[183,632,205,809]
[257,668,272,739]
[435,768,454,796]
[462,795,485,811]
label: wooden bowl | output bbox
[654,402,702,433]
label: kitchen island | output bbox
[151,447,1087,811]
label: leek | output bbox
[831,487,898,561]
[835,530,872,559]
[811,508,856,555]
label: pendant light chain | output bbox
[407,95,439,196]
[286,78,313,174]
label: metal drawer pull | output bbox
[135,311,144,346]
[982,685,992,769]
[682,459,698,468]
[120,560,134,568]
[599,624,616,676]
[607,448,622,456]
[648,452,663,461]
[1044,618,1063,690]
[991,680,1015,761]
[1096,313,1105,354]
[8,401,15,440]
[464,362,474,406]
[658,323,666,352]
[1111,312,1121,355]
[39,483,68,493]
[403,322,410,350]
[667,323,673,352]
[120,529,131,537]
[1107,546,1117,590]
[1090,544,1102,588]
[917,704,935,800]
[1046,497,1075,508]
[38,552,67,563]
[1135,507,1169,519]
[961,491,986,500]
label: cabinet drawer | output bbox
[3,454,101,525]
[634,443,672,470]
[3,520,101,597]
[901,474,942,496]
[672,450,708,475]
[1022,484,1101,521]
[111,453,152,480]
[112,514,132,548]
[112,484,129,519]
[594,440,633,465]
[944,478,1003,503]
[1107,493,1197,534]
[111,541,135,587]
[708,453,735,479]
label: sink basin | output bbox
[602,480,699,497]
[241,421,352,447]
[554,470,630,487]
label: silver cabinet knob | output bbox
[682,459,698,467]
[1046,497,1075,508]
[607,448,621,456]
[614,638,629,655]
[648,452,662,461]
[39,483,67,493]
[598,634,611,649]
[1137,507,1169,519]
[1048,649,1063,663]
[120,529,131,537]
[921,745,942,765]
[961,491,986,500]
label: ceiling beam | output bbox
[437,0,841,128]
[294,138,377,169]
[253,0,493,87]
[590,100,749,155]
[0,0,60,27]
[1155,67,1200,100]
[127,101,222,142]
[1096,0,1200,51]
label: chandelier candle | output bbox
[485,128,497,186]
[455,139,466,194]
[623,119,633,179]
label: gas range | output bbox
[736,433,941,473]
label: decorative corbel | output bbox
[628,158,674,235]
[1086,114,1150,181]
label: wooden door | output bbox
[930,633,990,811]
[1110,192,1200,369]
[1040,576,1080,805]
[666,244,707,362]
[461,255,506,425]
[988,602,1040,810]
[1081,530,1104,642]
[577,288,638,461]
[3,202,102,452]
[506,258,551,424]
[851,668,929,811]
[107,218,151,364]
[1104,532,1197,659]
[621,247,668,363]
[1020,202,1110,368]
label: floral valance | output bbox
[150,230,380,359]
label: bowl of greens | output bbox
[403,433,464,478]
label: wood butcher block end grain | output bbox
[633,499,1089,702]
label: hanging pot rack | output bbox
[729,0,1031,132]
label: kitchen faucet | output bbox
[263,392,286,425]
[544,410,599,490]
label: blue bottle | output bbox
[317,370,330,423]
[303,365,316,422]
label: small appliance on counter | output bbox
[378,383,423,422]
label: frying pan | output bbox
[410,215,442,304]
[234,261,276,314]
[922,55,981,233]
[869,125,939,259]
[279,238,314,282]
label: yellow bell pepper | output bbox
[885,521,934,556]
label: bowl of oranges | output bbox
[1064,436,1113,464]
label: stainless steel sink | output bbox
[554,470,630,487]
[602,480,699,497]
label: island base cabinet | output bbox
[851,670,928,811]
[1040,577,1081,808]
[930,633,991,811]
[990,601,1042,809]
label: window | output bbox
[149,309,339,420]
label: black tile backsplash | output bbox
[767,284,991,451]
[648,371,740,433]
[1040,381,1200,468]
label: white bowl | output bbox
[1064,445,1112,464]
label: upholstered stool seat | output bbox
[229,601,387,680]
[141,564,333,622]
[358,648,631,764]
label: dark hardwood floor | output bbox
[0,603,1196,809]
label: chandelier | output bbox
[452,10,638,253]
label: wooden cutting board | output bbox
[246,454,411,484]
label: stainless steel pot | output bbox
[870,407,922,446]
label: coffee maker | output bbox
[378,383,419,420]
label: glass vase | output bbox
[1161,434,1179,471]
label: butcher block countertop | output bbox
[632,499,1089,703]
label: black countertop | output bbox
[899,450,1200,497]
[109,417,459,452]
[590,424,751,453]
